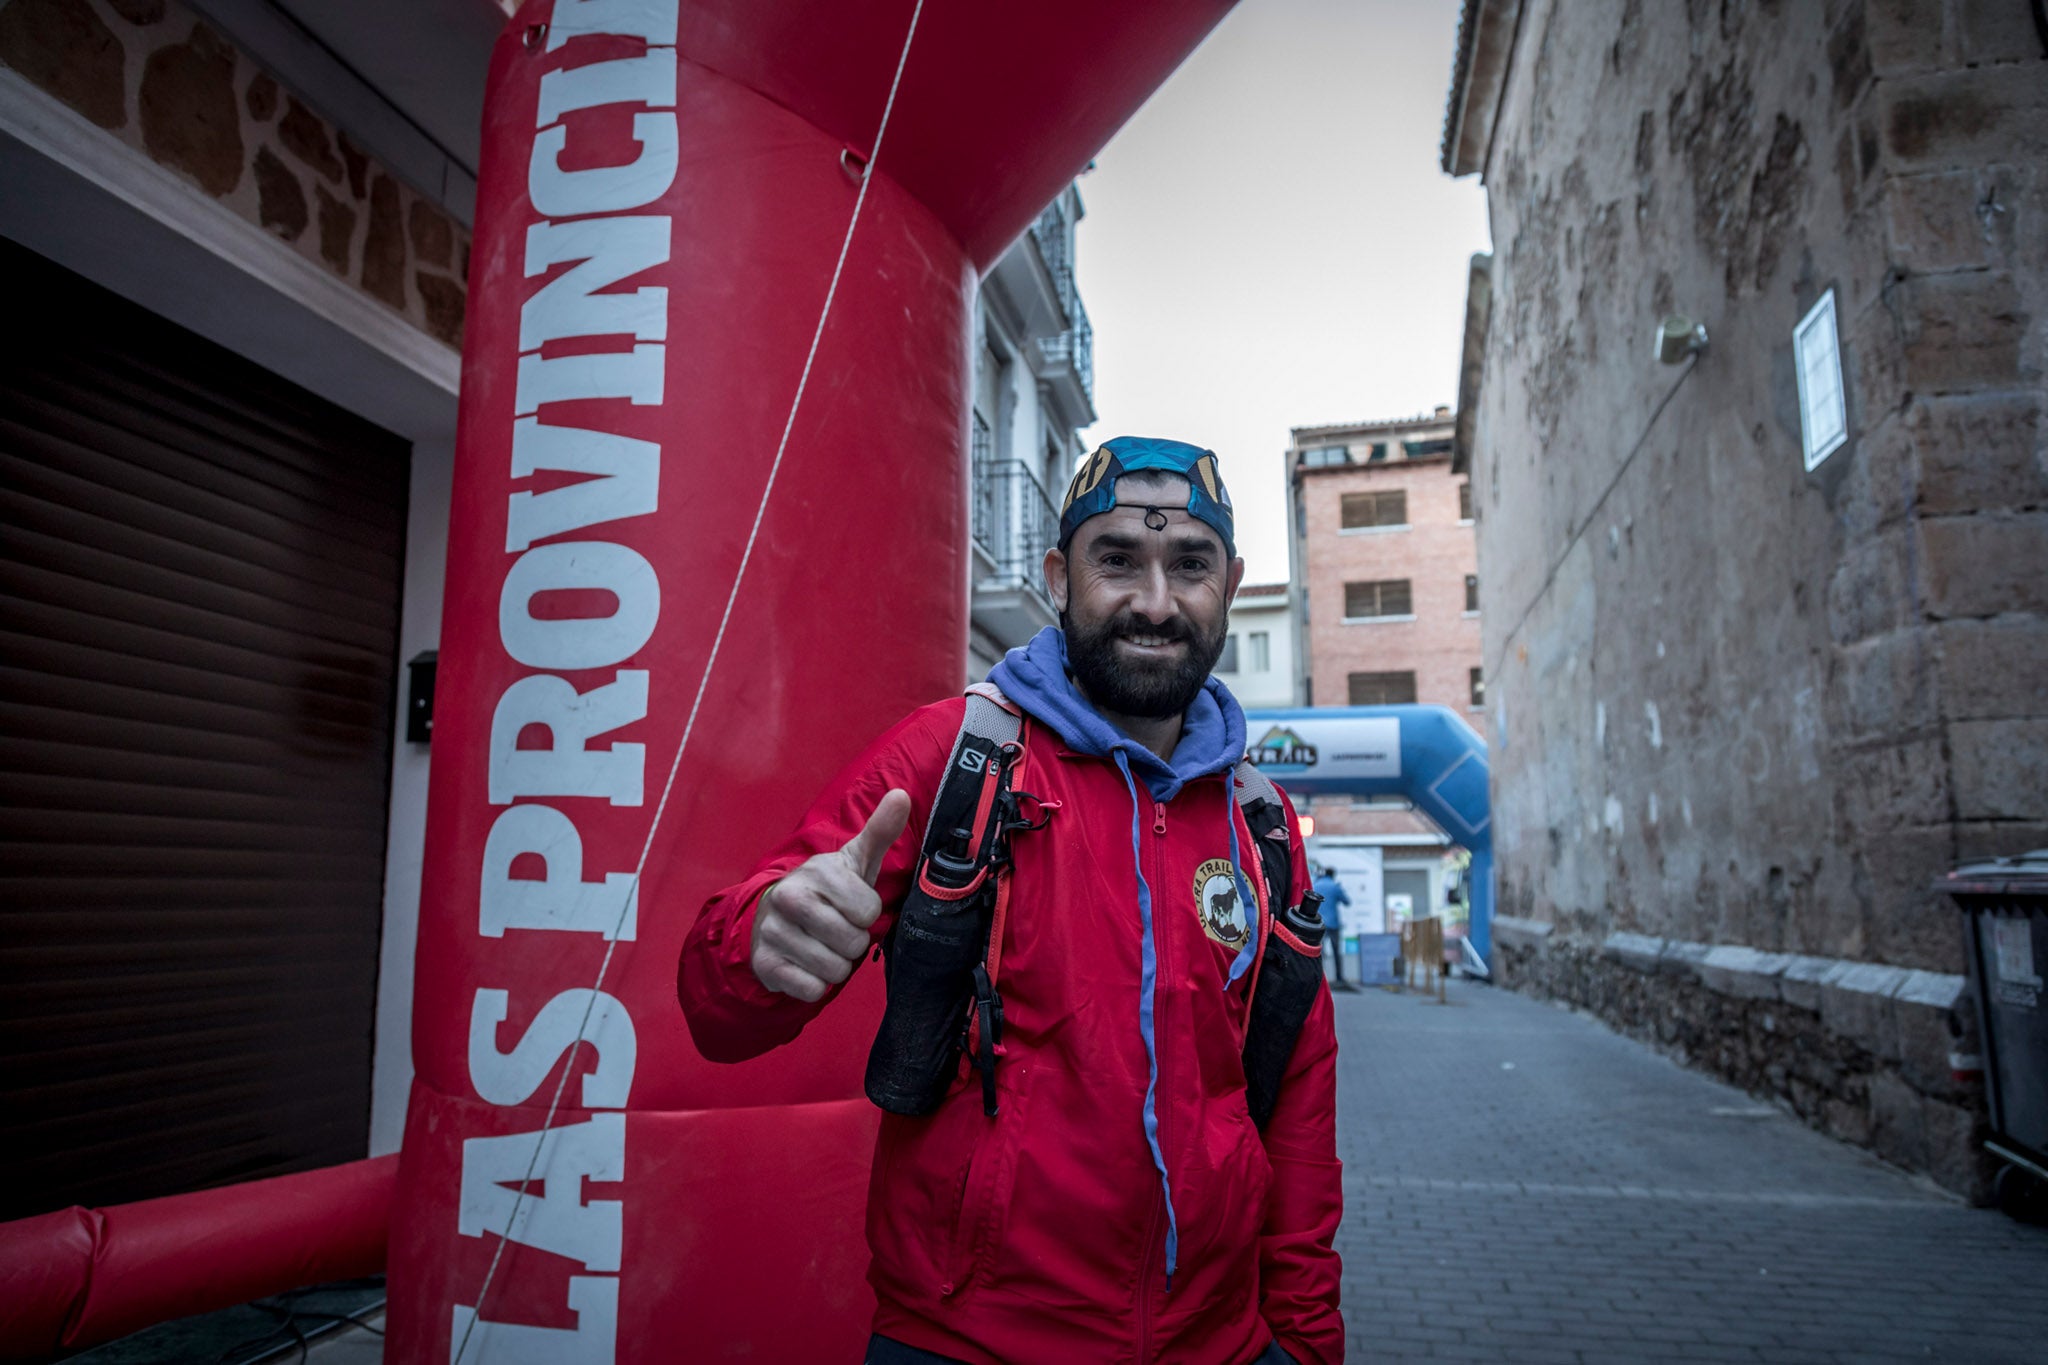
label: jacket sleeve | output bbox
[1259,784,1344,1365]
[676,699,962,1063]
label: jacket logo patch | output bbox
[1193,858,1248,950]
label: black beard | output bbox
[1062,606,1228,720]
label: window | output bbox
[1365,442,1389,462]
[1459,482,1473,520]
[1344,578,1413,619]
[1350,671,1417,705]
[1465,574,1479,612]
[1470,667,1485,707]
[1402,437,1454,459]
[1301,444,1349,468]
[1216,635,1239,673]
[1248,631,1271,673]
[1340,489,1408,530]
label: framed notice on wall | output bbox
[1794,288,1848,471]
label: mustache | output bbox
[1107,614,1196,643]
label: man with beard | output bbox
[678,438,1342,1365]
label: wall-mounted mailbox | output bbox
[406,651,437,744]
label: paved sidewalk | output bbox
[304,1311,383,1363]
[311,984,2048,1363]
[1331,982,2048,1363]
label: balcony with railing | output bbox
[969,418,1060,647]
[1023,197,1095,423]
[1030,199,1075,321]
[1034,291,1093,408]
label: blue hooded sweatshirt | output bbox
[988,625,1255,1286]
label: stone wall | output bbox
[0,0,470,348]
[1494,915,1992,1198]
[1461,0,2044,1188]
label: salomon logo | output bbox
[958,750,987,774]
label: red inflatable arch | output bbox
[391,1,1237,1358]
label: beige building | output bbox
[1285,406,1485,923]
[1287,406,1483,723]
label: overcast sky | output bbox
[1076,0,1493,586]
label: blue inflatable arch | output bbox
[1242,706,1494,972]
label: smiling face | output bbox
[1044,472,1245,720]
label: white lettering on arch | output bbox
[521,216,670,350]
[480,803,638,940]
[537,50,676,127]
[507,418,659,551]
[458,1114,625,1266]
[450,1278,619,1365]
[545,0,677,50]
[500,541,659,671]
[488,670,648,806]
[468,986,637,1107]
[529,113,677,219]
[515,345,664,415]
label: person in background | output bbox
[1310,865,1354,992]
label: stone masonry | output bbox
[0,0,471,348]
[1494,914,1990,1196]
[1443,0,2045,1196]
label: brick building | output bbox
[1443,0,2046,1195]
[1286,406,1486,930]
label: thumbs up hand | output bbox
[751,789,913,1002]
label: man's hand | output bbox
[750,789,913,1002]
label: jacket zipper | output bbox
[1139,797,1169,1360]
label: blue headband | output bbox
[1057,436,1236,559]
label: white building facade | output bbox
[968,184,1094,680]
[1212,583,1297,710]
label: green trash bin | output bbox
[1938,850,2048,1222]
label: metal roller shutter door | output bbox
[0,236,410,1218]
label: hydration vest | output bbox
[864,684,1328,1129]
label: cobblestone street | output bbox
[1332,983,2048,1363]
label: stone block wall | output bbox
[1495,916,1993,1198]
[0,0,470,349]
[1462,0,2044,1190]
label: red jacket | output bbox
[679,698,1343,1364]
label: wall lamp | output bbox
[1655,314,1709,365]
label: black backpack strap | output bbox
[864,688,1023,1119]
[915,686,1022,850]
[1234,759,1327,1131]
